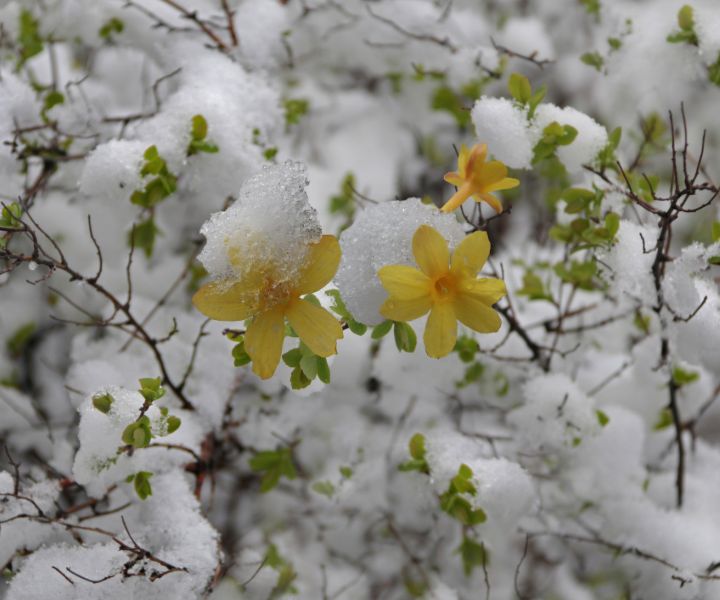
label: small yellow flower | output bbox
[441,143,519,214]
[378,225,506,358]
[193,236,343,379]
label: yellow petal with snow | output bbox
[378,265,430,299]
[380,295,432,322]
[460,278,507,305]
[244,306,286,379]
[296,235,341,295]
[454,292,502,333]
[286,298,343,357]
[412,225,450,278]
[424,302,457,358]
[192,280,258,321]
[451,231,490,276]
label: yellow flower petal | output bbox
[443,172,464,187]
[380,295,433,322]
[460,278,507,305]
[286,298,343,357]
[192,280,258,321]
[378,265,430,299]
[484,177,520,193]
[479,192,503,213]
[440,183,474,213]
[296,235,341,295]
[424,302,457,358]
[451,231,490,276]
[477,160,508,185]
[454,292,502,333]
[244,306,286,379]
[465,144,488,175]
[413,225,450,278]
[457,144,471,176]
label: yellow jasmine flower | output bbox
[378,225,506,358]
[441,143,519,214]
[193,236,343,379]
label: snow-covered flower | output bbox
[441,144,519,213]
[378,225,505,358]
[193,235,343,378]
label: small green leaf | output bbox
[672,366,699,386]
[371,320,393,339]
[316,357,331,384]
[92,393,113,414]
[393,321,417,352]
[458,536,489,577]
[581,52,604,71]
[7,322,36,358]
[133,471,153,500]
[99,17,124,39]
[711,222,720,243]
[678,5,694,31]
[166,415,181,434]
[191,114,208,140]
[311,481,335,498]
[508,72,532,104]
[596,409,610,427]
[653,408,674,431]
[282,348,302,368]
[284,98,310,126]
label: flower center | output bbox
[432,274,456,301]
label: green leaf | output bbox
[672,366,699,386]
[408,433,426,460]
[653,408,674,431]
[232,340,252,367]
[371,320,393,339]
[339,466,353,479]
[92,393,113,414]
[282,348,302,368]
[711,222,720,243]
[263,147,277,160]
[138,377,165,403]
[709,256,720,266]
[7,322,36,358]
[250,448,297,493]
[508,72,532,104]
[580,52,604,71]
[128,217,161,258]
[517,271,553,302]
[431,86,471,128]
[42,90,64,117]
[454,335,479,363]
[99,17,124,40]
[284,98,310,126]
[18,10,44,67]
[458,536,489,577]
[316,357,331,384]
[678,5,694,31]
[166,415,181,434]
[311,480,335,498]
[0,202,23,229]
[299,352,318,380]
[393,321,417,352]
[133,471,153,500]
[290,366,311,389]
[596,409,610,427]
[191,114,208,140]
